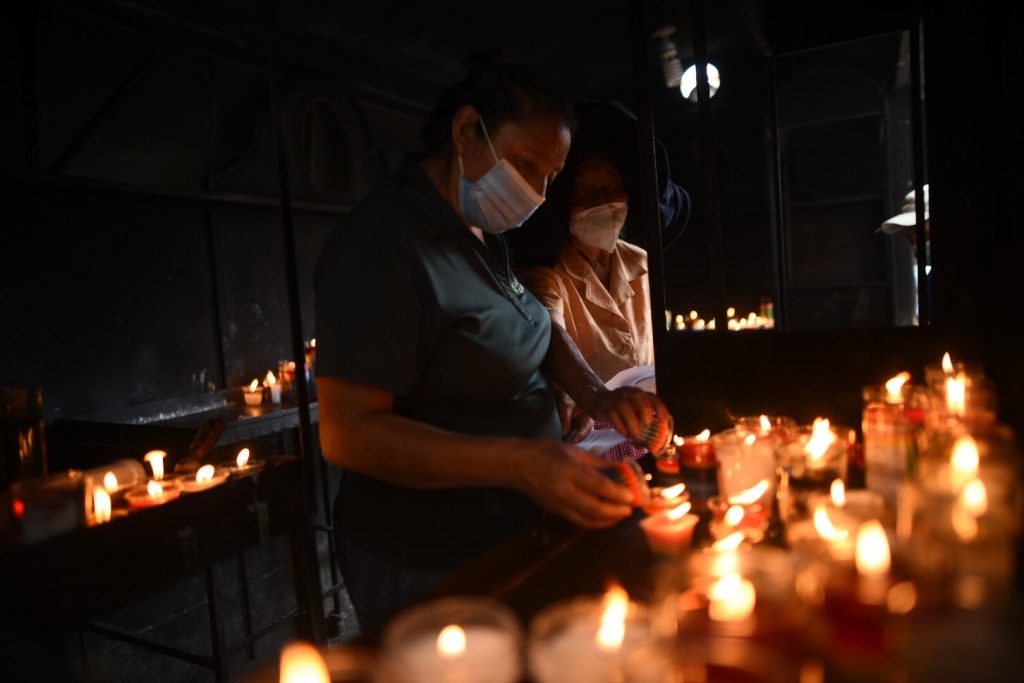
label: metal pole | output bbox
[909,11,929,325]
[264,5,325,643]
[628,0,668,360]
[767,59,788,329]
[690,0,729,331]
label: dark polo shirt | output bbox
[314,159,561,569]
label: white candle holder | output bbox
[711,428,777,504]
[381,596,522,683]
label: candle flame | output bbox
[951,435,980,490]
[804,418,835,464]
[93,488,112,524]
[813,505,849,541]
[951,505,979,542]
[265,371,277,386]
[690,310,698,320]
[236,448,250,468]
[708,573,756,622]
[713,532,744,553]
[279,641,330,683]
[147,480,164,498]
[310,338,316,348]
[672,434,685,447]
[596,584,629,651]
[830,479,846,508]
[436,624,467,658]
[660,484,686,500]
[666,501,692,521]
[855,521,891,576]
[743,433,756,447]
[727,307,736,318]
[747,312,757,325]
[885,372,911,402]
[103,471,118,493]
[946,373,966,417]
[942,352,954,375]
[759,415,772,432]
[144,450,166,480]
[724,505,744,526]
[960,478,988,517]
[249,378,260,392]
[196,465,215,484]
[727,479,769,505]
[696,429,711,442]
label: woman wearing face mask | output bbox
[314,62,669,631]
[509,100,690,439]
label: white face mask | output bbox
[569,202,628,253]
[458,118,545,234]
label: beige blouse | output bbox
[518,240,654,384]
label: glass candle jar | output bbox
[777,421,852,523]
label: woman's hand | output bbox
[555,387,594,443]
[514,441,634,528]
[580,387,670,441]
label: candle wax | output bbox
[392,625,519,683]
[640,512,699,555]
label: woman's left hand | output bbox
[581,387,669,441]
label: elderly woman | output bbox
[508,100,690,438]
[314,64,668,629]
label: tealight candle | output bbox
[529,585,651,683]
[180,464,230,493]
[265,371,282,404]
[125,479,181,510]
[677,429,715,470]
[643,483,689,514]
[243,378,264,406]
[232,447,265,474]
[383,597,522,683]
[640,502,699,555]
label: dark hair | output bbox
[422,55,575,158]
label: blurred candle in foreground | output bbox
[93,488,111,524]
[279,641,329,683]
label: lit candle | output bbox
[643,483,688,514]
[180,464,229,493]
[92,488,112,524]
[713,429,776,503]
[279,641,330,683]
[125,479,181,510]
[639,502,699,555]
[243,378,263,406]
[707,572,757,622]
[672,429,714,471]
[232,447,265,474]
[529,584,649,683]
[143,450,166,480]
[708,479,772,543]
[385,600,522,683]
[854,521,891,604]
[103,471,119,493]
[946,373,966,418]
[265,371,282,404]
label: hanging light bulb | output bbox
[681,63,721,102]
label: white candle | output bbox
[265,371,282,404]
[391,624,520,683]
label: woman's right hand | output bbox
[514,441,635,529]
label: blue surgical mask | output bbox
[458,118,545,234]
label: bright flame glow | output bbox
[103,471,118,493]
[147,480,164,498]
[885,372,911,402]
[690,310,698,320]
[265,371,277,387]
[93,488,111,523]
[660,484,686,500]
[727,307,736,318]
[310,338,316,348]
[855,521,891,576]
[804,418,835,465]
[279,641,330,683]
[724,505,744,526]
[743,433,756,447]
[961,479,988,517]
[727,479,769,505]
[831,479,846,508]
[951,435,980,490]
[713,532,744,553]
[236,448,250,468]
[144,450,166,480]
[249,378,260,392]
[696,429,711,442]
[946,374,966,417]
[596,584,629,652]
[708,573,756,622]
[942,352,954,375]
[666,501,692,521]
[436,625,467,658]
[813,505,849,541]
[196,465,215,484]
[951,505,979,542]
[673,434,685,447]
[759,415,772,432]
